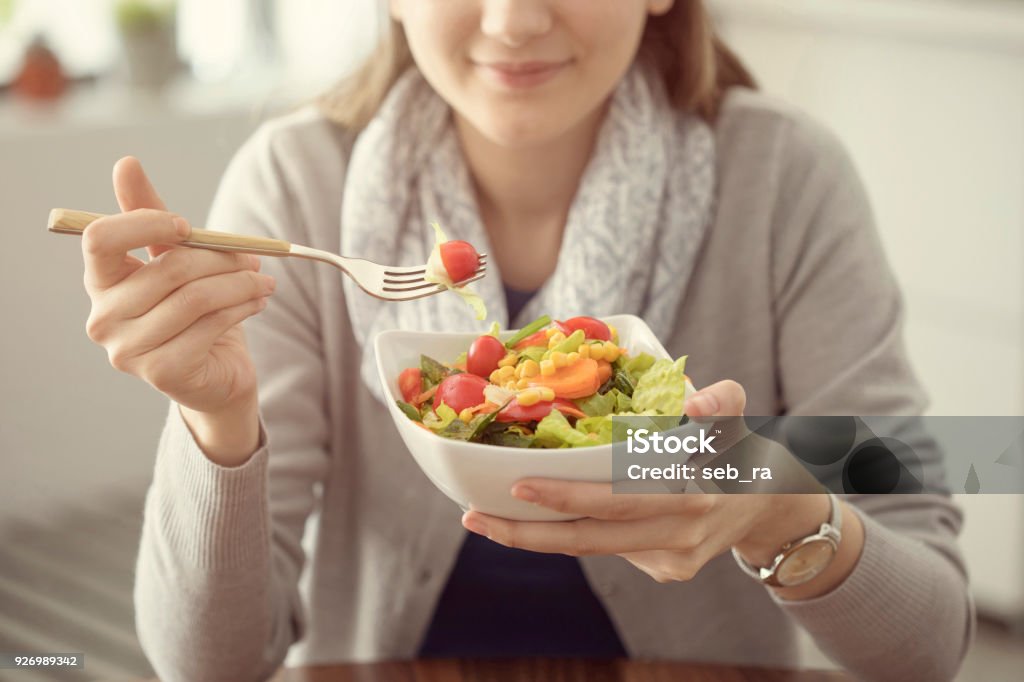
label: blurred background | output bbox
[0,0,1022,679]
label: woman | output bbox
[79,1,973,680]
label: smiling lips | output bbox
[475,59,570,89]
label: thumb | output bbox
[684,379,747,420]
[112,156,176,260]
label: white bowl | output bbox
[375,314,677,521]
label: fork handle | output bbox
[47,208,293,256]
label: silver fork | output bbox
[48,209,487,301]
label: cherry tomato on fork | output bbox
[467,334,507,377]
[439,240,480,284]
[433,373,489,414]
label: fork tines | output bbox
[382,253,487,288]
[381,254,488,300]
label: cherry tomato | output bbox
[398,367,423,404]
[439,240,480,284]
[434,373,489,414]
[496,397,588,423]
[558,316,611,341]
[467,334,506,377]
[512,330,549,351]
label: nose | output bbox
[480,0,553,48]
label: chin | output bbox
[469,107,575,149]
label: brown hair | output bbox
[318,1,756,131]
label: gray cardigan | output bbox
[133,88,974,682]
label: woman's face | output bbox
[390,0,674,148]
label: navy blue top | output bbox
[415,285,626,658]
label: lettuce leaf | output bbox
[534,410,609,448]
[575,388,632,417]
[617,352,657,381]
[420,354,451,386]
[534,410,594,448]
[480,423,536,448]
[396,401,421,421]
[575,391,616,417]
[631,356,689,415]
[575,416,614,444]
[423,402,458,431]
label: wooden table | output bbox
[275,659,851,681]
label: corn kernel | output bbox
[538,387,556,402]
[544,327,559,338]
[589,342,606,361]
[503,380,518,391]
[608,324,619,343]
[489,369,502,383]
[516,377,530,389]
[540,359,556,376]
[498,352,518,368]
[498,365,515,379]
[567,351,580,364]
[547,332,566,349]
[551,351,568,368]
[459,408,474,423]
[603,342,620,362]
[521,359,540,377]
[516,388,542,406]
[578,343,591,360]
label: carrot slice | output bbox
[412,385,438,408]
[528,358,602,399]
[596,359,613,384]
[474,401,501,415]
[555,402,589,420]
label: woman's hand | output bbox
[81,157,276,465]
[462,380,864,599]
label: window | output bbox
[0,0,385,93]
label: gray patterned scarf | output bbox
[341,61,716,404]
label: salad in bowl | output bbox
[374,314,698,520]
[392,314,696,449]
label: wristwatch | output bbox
[731,493,843,588]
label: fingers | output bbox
[112,156,178,261]
[108,269,276,356]
[684,379,746,420]
[462,511,703,557]
[112,296,268,391]
[510,478,714,521]
[82,209,190,291]
[114,156,167,212]
[147,297,269,379]
[106,248,261,319]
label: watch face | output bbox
[776,540,836,587]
